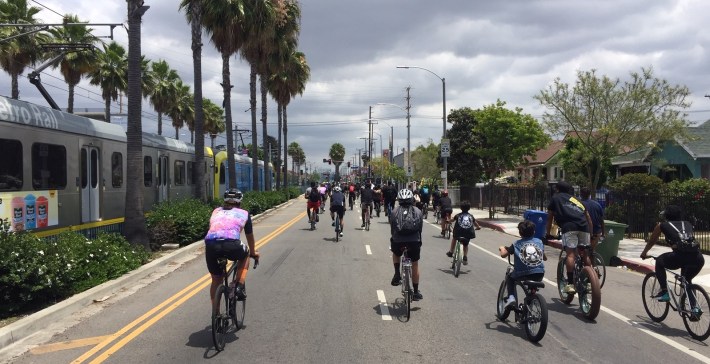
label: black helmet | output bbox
[224,188,243,203]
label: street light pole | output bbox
[397,66,448,190]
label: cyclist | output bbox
[329,186,346,237]
[498,220,545,308]
[383,181,397,216]
[319,182,328,212]
[544,181,592,295]
[348,183,356,209]
[446,200,481,265]
[439,190,453,236]
[305,181,321,225]
[432,185,442,217]
[580,187,605,250]
[373,184,383,217]
[389,188,424,300]
[360,182,374,228]
[205,189,260,306]
[420,184,431,216]
[640,204,705,303]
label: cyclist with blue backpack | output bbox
[389,189,424,300]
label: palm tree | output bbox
[179,0,206,200]
[48,14,101,113]
[201,0,248,189]
[88,41,127,122]
[168,80,194,139]
[148,59,180,135]
[0,0,49,99]
[329,143,345,182]
[203,98,225,149]
[124,0,150,248]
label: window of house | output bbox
[32,143,66,190]
[144,156,152,187]
[0,139,22,191]
[111,152,123,188]
[174,160,185,186]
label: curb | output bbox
[0,196,299,358]
[476,219,655,274]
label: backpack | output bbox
[667,221,698,253]
[453,213,476,239]
[421,187,429,196]
[349,185,355,193]
[394,205,419,235]
[308,188,321,202]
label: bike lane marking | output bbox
[366,245,372,255]
[470,242,710,363]
[377,290,393,321]
[72,212,306,364]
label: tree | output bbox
[472,101,550,218]
[368,157,406,184]
[446,107,485,185]
[148,59,179,135]
[410,140,440,183]
[48,14,100,113]
[288,141,305,183]
[558,137,611,188]
[535,67,691,191]
[179,0,207,200]
[168,80,194,139]
[329,143,345,181]
[124,0,149,248]
[88,41,127,123]
[0,0,48,99]
[203,98,225,148]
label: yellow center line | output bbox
[30,335,113,355]
[74,211,305,364]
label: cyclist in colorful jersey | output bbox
[204,189,260,306]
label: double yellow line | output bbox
[72,212,306,364]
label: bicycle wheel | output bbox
[578,266,601,320]
[435,211,440,224]
[556,253,574,304]
[641,272,670,322]
[446,224,452,239]
[335,216,340,242]
[496,280,511,320]
[524,293,548,343]
[211,285,230,351]
[681,284,710,341]
[592,252,606,289]
[453,242,462,278]
[401,267,411,321]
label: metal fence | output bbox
[460,185,710,250]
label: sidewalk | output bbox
[467,208,710,290]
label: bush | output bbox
[608,173,665,195]
[146,199,213,247]
[0,219,149,317]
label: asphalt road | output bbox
[11,200,710,364]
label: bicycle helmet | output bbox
[224,188,243,203]
[442,190,449,197]
[397,188,414,202]
[334,186,342,192]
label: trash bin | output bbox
[523,209,548,240]
[597,220,628,266]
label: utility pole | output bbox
[405,86,412,182]
[368,106,373,180]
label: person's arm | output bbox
[499,245,513,258]
[640,223,663,259]
[545,210,555,237]
[585,211,593,235]
[246,231,259,260]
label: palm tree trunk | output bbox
[104,96,111,123]
[190,1,206,201]
[175,126,179,139]
[222,52,237,188]
[249,64,259,191]
[260,76,270,191]
[68,83,75,113]
[276,103,283,189]
[124,0,149,248]
[283,104,288,191]
[157,112,162,135]
[11,73,19,99]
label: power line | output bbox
[29,0,64,18]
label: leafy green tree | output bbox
[446,107,485,185]
[558,137,611,188]
[411,140,440,183]
[168,80,194,139]
[203,98,225,147]
[148,59,180,135]
[288,141,305,178]
[88,41,127,123]
[535,67,691,191]
[329,143,345,181]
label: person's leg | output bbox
[447,237,455,256]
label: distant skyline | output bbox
[3,0,710,174]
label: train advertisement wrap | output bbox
[0,190,58,231]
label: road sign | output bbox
[407,166,413,177]
[440,139,450,158]
[440,170,447,179]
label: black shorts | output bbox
[453,236,472,246]
[390,241,422,262]
[330,205,345,218]
[205,239,249,275]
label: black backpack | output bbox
[453,213,476,239]
[667,221,698,253]
[394,205,419,235]
[308,188,321,202]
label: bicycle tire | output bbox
[592,252,606,289]
[496,280,511,320]
[211,285,229,351]
[446,223,452,239]
[234,297,245,330]
[641,272,669,322]
[556,253,574,304]
[681,284,710,341]
[435,211,440,224]
[335,216,340,242]
[401,264,411,322]
[524,293,548,343]
[579,266,601,320]
[453,241,462,278]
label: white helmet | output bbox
[334,186,342,192]
[397,188,414,202]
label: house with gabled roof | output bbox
[515,140,566,183]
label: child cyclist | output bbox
[446,200,481,265]
[498,220,545,308]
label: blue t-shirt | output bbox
[581,199,604,234]
[506,237,545,279]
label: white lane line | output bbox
[471,243,710,363]
[366,245,372,255]
[377,290,392,321]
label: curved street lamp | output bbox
[397,66,448,190]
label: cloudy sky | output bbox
[4,0,710,174]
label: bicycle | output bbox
[558,245,606,289]
[212,256,258,351]
[334,213,341,242]
[451,237,465,278]
[556,244,601,320]
[309,207,318,231]
[642,256,710,341]
[374,201,381,218]
[362,203,371,231]
[496,255,547,343]
[421,202,429,219]
[434,207,441,224]
[400,247,413,321]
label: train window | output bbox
[219,162,226,184]
[32,143,66,190]
[0,138,22,191]
[187,161,194,185]
[144,156,152,187]
[112,152,123,188]
[174,160,185,186]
